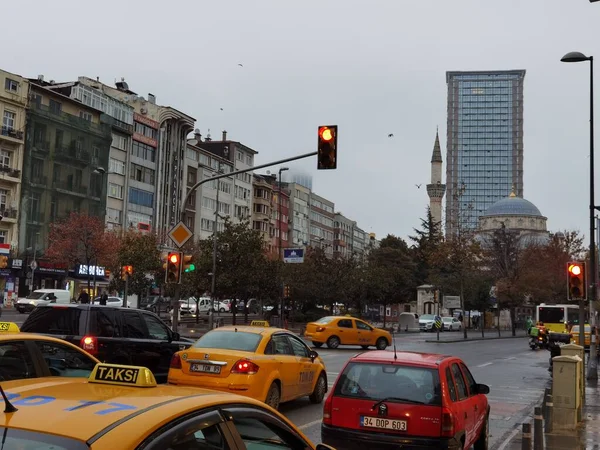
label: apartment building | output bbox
[251,174,275,253]
[333,212,367,259]
[0,70,28,254]
[285,182,310,249]
[271,180,290,259]
[309,192,335,257]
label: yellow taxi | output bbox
[0,362,336,450]
[0,322,100,380]
[168,325,328,410]
[570,324,592,347]
[305,316,393,350]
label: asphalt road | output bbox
[282,333,550,450]
[2,309,29,326]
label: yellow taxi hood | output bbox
[0,377,248,441]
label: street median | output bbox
[425,330,526,343]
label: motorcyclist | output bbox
[536,321,549,346]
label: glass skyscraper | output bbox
[445,70,526,235]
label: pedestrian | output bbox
[458,313,463,324]
[99,290,108,306]
[77,289,90,304]
[526,316,533,334]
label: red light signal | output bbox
[567,261,586,300]
[169,253,179,264]
[166,251,183,284]
[317,125,338,170]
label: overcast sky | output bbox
[5,0,600,241]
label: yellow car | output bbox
[0,322,100,380]
[0,362,336,450]
[570,324,592,347]
[305,316,392,350]
[168,325,328,410]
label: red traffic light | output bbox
[568,264,581,276]
[169,254,179,264]
[319,126,333,142]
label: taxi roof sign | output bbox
[0,322,20,333]
[250,320,270,327]
[89,363,157,388]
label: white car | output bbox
[442,316,462,331]
[93,296,131,308]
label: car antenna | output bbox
[392,326,397,360]
[0,385,17,413]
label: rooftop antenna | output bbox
[0,385,17,413]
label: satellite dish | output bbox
[188,139,198,146]
[266,170,271,175]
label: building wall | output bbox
[445,70,526,235]
[0,70,28,252]
[251,174,274,253]
[310,192,335,257]
[21,83,112,255]
[287,182,311,248]
[272,184,290,259]
[333,213,355,259]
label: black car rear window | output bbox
[334,362,442,406]
[21,307,82,335]
[193,331,262,352]
[0,427,88,449]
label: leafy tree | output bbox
[46,212,120,292]
[409,207,443,286]
[108,231,161,298]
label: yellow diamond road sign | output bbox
[168,221,193,248]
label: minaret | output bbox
[427,129,446,225]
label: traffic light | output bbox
[284,285,290,298]
[317,125,338,170]
[121,265,133,280]
[567,261,586,300]
[183,254,195,273]
[0,256,7,269]
[165,251,183,284]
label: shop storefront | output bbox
[16,259,69,300]
[68,264,109,300]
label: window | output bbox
[129,187,154,207]
[337,319,353,329]
[121,311,147,339]
[2,110,15,130]
[460,363,478,396]
[79,111,92,122]
[269,335,294,356]
[109,158,125,175]
[0,189,7,210]
[335,362,442,406]
[131,140,155,162]
[0,428,87,450]
[142,314,170,340]
[232,415,303,450]
[0,342,36,381]
[130,163,155,185]
[0,150,9,169]
[185,214,194,230]
[288,335,310,358]
[34,341,96,378]
[142,411,225,450]
[90,309,120,337]
[450,363,468,400]
[21,307,81,335]
[4,78,18,92]
[107,208,122,224]
[446,367,458,401]
[108,182,123,199]
[356,321,372,331]
[0,230,6,244]
[49,99,62,114]
[194,331,262,352]
[112,134,127,150]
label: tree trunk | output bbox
[382,300,387,328]
[480,310,485,338]
[460,277,467,339]
[86,258,91,297]
[497,301,501,337]
[510,306,516,337]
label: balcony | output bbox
[0,127,24,142]
[31,139,51,153]
[29,175,48,187]
[52,179,88,197]
[0,208,18,222]
[0,165,21,180]
[54,144,91,164]
[29,102,109,136]
[100,114,133,134]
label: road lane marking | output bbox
[477,362,493,367]
[496,424,522,450]
[298,419,322,430]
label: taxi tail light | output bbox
[441,407,455,437]
[231,359,259,375]
[316,326,326,332]
[170,353,182,369]
[80,335,98,356]
[322,393,333,425]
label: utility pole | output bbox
[209,171,221,331]
[278,167,289,328]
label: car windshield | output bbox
[315,317,334,324]
[420,315,435,321]
[193,331,262,352]
[26,292,46,300]
[0,427,88,449]
[442,317,452,322]
[335,362,441,406]
[21,307,82,335]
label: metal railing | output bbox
[30,102,109,135]
[0,127,23,140]
[52,180,88,196]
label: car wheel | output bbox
[361,345,369,350]
[312,342,323,348]
[309,373,327,404]
[326,336,340,349]
[474,414,489,450]
[219,307,225,312]
[265,382,281,410]
[376,337,388,350]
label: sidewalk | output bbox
[501,379,600,450]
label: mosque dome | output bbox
[482,190,543,218]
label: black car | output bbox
[20,304,194,383]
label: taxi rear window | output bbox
[193,331,262,352]
[315,317,334,324]
[334,362,442,406]
[0,427,88,449]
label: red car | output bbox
[322,351,490,450]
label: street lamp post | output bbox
[561,51,597,379]
[209,165,224,330]
[278,167,289,327]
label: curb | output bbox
[490,391,544,450]
[425,335,526,344]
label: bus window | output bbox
[538,307,564,324]
[567,309,580,325]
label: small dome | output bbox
[483,195,543,217]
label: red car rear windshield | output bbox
[334,362,442,406]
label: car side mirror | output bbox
[172,332,181,342]
[309,350,318,362]
[476,383,490,395]
[316,444,337,450]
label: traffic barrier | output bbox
[533,407,544,450]
[521,423,532,450]
[545,394,553,433]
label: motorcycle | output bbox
[529,335,546,350]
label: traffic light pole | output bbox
[587,56,597,380]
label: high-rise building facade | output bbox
[333,212,367,259]
[309,192,334,257]
[445,70,525,235]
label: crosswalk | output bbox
[486,384,546,420]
